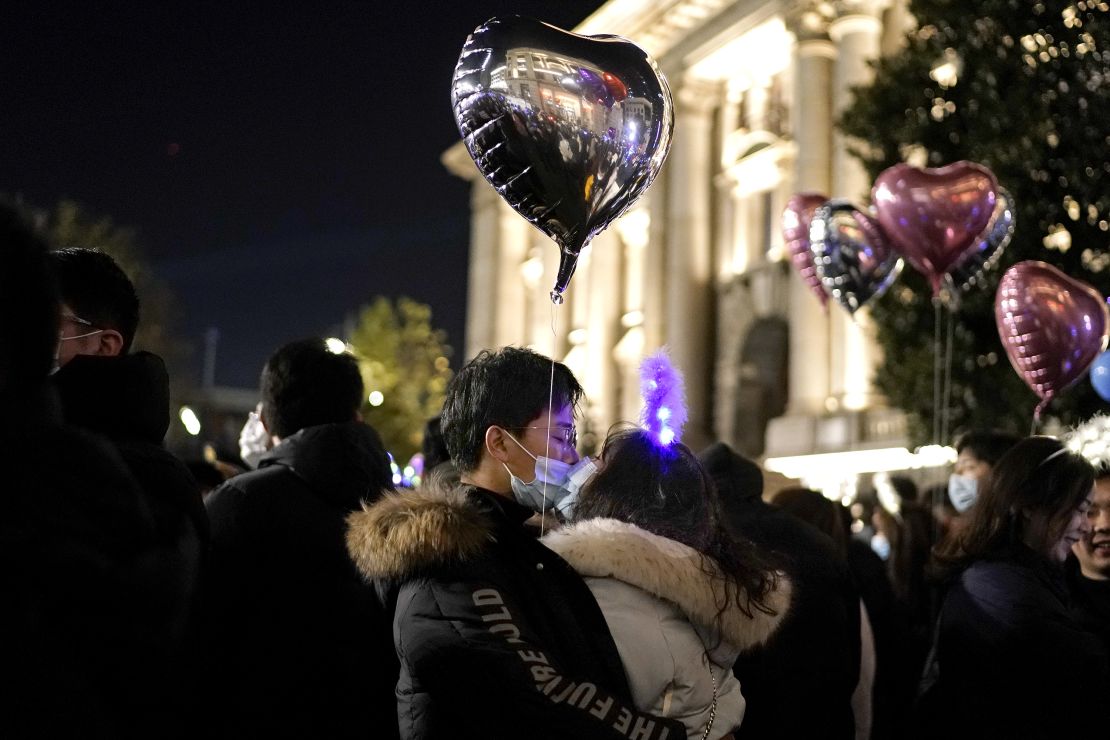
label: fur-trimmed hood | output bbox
[542,518,791,651]
[346,486,496,581]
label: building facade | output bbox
[443,0,942,490]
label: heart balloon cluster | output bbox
[452,16,673,303]
[873,162,1013,297]
[783,161,1017,315]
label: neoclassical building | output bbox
[442,0,940,490]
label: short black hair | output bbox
[260,338,364,439]
[50,248,140,352]
[0,202,58,391]
[441,346,583,472]
[955,430,1022,467]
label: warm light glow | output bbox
[621,310,644,328]
[688,17,791,83]
[179,406,201,436]
[521,256,544,285]
[368,391,384,406]
[764,445,957,480]
[325,337,347,354]
[930,61,959,88]
[568,328,589,345]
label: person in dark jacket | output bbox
[698,442,861,740]
[50,246,206,547]
[921,436,1107,739]
[346,346,683,740]
[0,202,169,738]
[49,249,206,706]
[203,338,396,739]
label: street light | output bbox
[179,406,201,436]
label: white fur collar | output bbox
[542,518,790,650]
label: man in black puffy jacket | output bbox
[204,338,397,738]
[346,346,683,740]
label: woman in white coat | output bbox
[543,427,791,739]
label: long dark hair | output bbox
[573,426,779,619]
[934,435,1094,578]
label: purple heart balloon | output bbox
[873,161,998,295]
[809,200,904,315]
[783,193,830,310]
[452,16,673,303]
[995,261,1110,419]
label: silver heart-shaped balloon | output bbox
[452,16,673,302]
[809,200,903,315]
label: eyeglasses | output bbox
[59,313,104,341]
[508,425,578,448]
[61,313,95,327]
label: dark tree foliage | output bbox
[840,0,1110,442]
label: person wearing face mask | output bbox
[946,430,1021,516]
[915,437,1108,739]
[346,346,684,740]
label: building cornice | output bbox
[576,0,733,61]
[441,141,481,181]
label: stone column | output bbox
[785,6,837,415]
[584,229,622,436]
[492,199,530,347]
[665,75,717,450]
[464,183,501,359]
[830,0,886,201]
[643,176,668,354]
[830,0,888,408]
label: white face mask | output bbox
[238,407,271,469]
[948,473,979,513]
[501,431,596,516]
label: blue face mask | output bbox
[871,533,891,561]
[501,432,596,517]
[948,474,978,513]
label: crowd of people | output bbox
[3,197,1108,739]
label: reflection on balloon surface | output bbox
[809,200,903,315]
[452,16,673,301]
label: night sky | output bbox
[0,1,601,387]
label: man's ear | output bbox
[96,330,125,357]
[484,426,513,464]
[258,405,282,447]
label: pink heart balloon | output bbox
[873,161,998,295]
[782,193,829,309]
[995,261,1110,419]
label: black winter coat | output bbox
[925,546,1109,739]
[52,352,206,733]
[346,485,686,740]
[0,385,171,738]
[53,352,207,544]
[203,421,396,739]
[700,444,860,740]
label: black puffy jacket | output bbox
[204,421,396,739]
[346,485,686,740]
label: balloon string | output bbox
[933,298,943,446]
[539,300,561,537]
[1032,396,1049,435]
[941,305,955,445]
